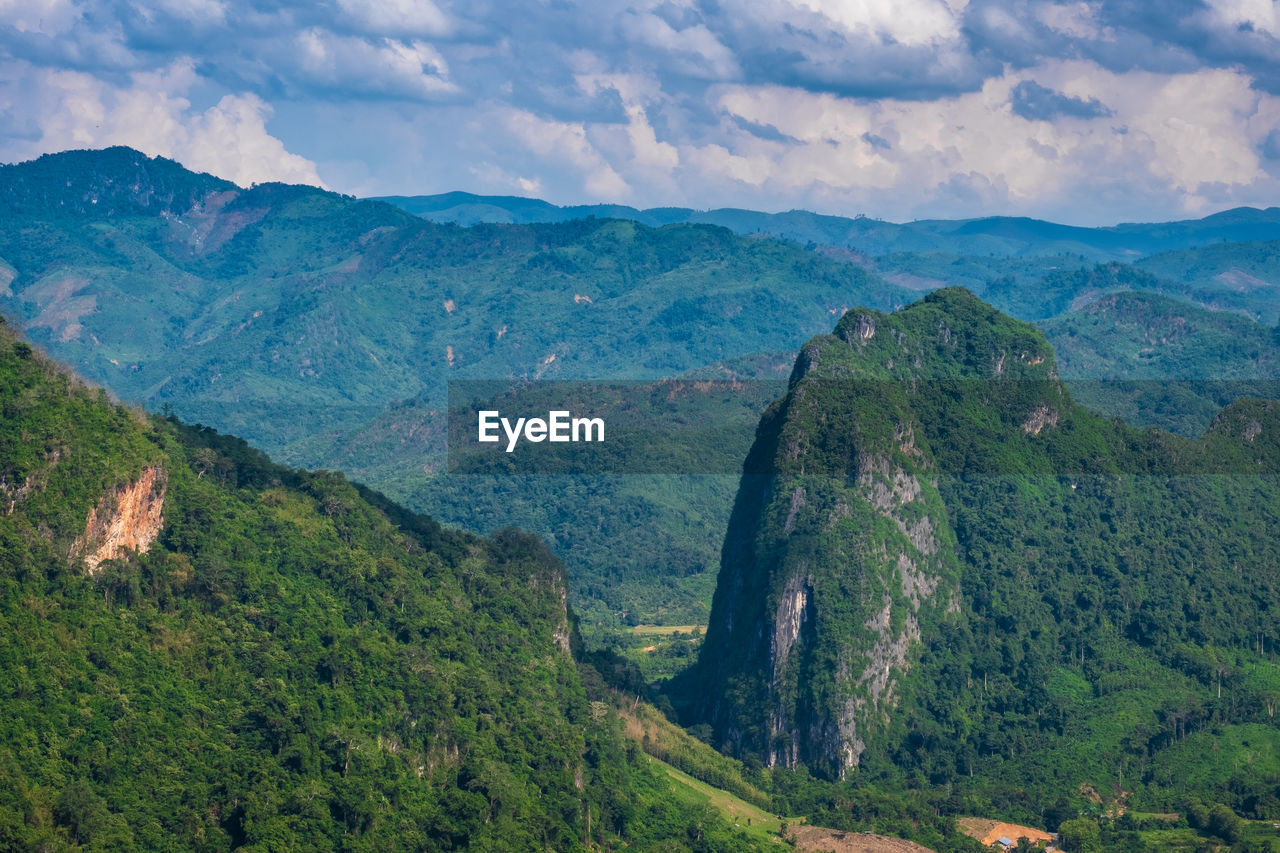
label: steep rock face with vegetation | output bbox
[0,321,773,851]
[692,289,1056,779]
[688,290,1280,814]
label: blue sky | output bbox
[1,0,1279,224]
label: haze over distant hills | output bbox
[377,191,1280,262]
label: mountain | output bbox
[0,147,903,456]
[0,147,235,218]
[681,289,1280,820]
[378,192,1280,261]
[0,147,907,629]
[380,188,1280,324]
[0,317,784,851]
[0,148,908,455]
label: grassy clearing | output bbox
[1134,828,1205,851]
[1134,820,1280,852]
[647,753,785,843]
[617,697,773,809]
[627,624,706,635]
[1243,819,1280,851]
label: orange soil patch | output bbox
[957,817,1055,847]
[789,826,935,853]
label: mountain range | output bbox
[378,191,1280,263]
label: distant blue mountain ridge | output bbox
[373,191,1280,261]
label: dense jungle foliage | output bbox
[0,319,776,851]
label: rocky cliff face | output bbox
[691,288,1062,779]
[72,466,166,574]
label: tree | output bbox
[1058,817,1102,853]
[1207,803,1242,844]
[1043,797,1074,832]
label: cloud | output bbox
[292,29,458,100]
[469,162,544,196]
[697,0,991,99]
[502,108,631,200]
[182,93,326,187]
[1035,2,1113,40]
[1203,0,1279,37]
[131,0,230,28]
[0,58,323,187]
[732,115,798,142]
[620,8,739,80]
[788,0,963,46]
[2,0,1280,222]
[335,0,452,39]
[1010,80,1113,120]
[0,0,83,36]
[693,62,1279,220]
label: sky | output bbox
[1,0,1279,225]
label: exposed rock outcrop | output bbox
[72,467,166,574]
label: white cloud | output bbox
[0,0,81,35]
[294,29,457,100]
[130,0,229,27]
[785,0,961,45]
[183,94,326,186]
[336,0,452,38]
[1203,0,1279,36]
[0,59,323,187]
[700,62,1280,219]
[683,142,775,186]
[620,9,740,79]
[502,108,631,199]
[469,162,545,196]
[1036,2,1112,40]
[574,72,679,177]
[623,104,679,170]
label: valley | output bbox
[1,148,1279,851]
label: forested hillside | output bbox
[0,148,907,629]
[1043,290,1280,436]
[684,289,1280,824]
[0,318,773,851]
